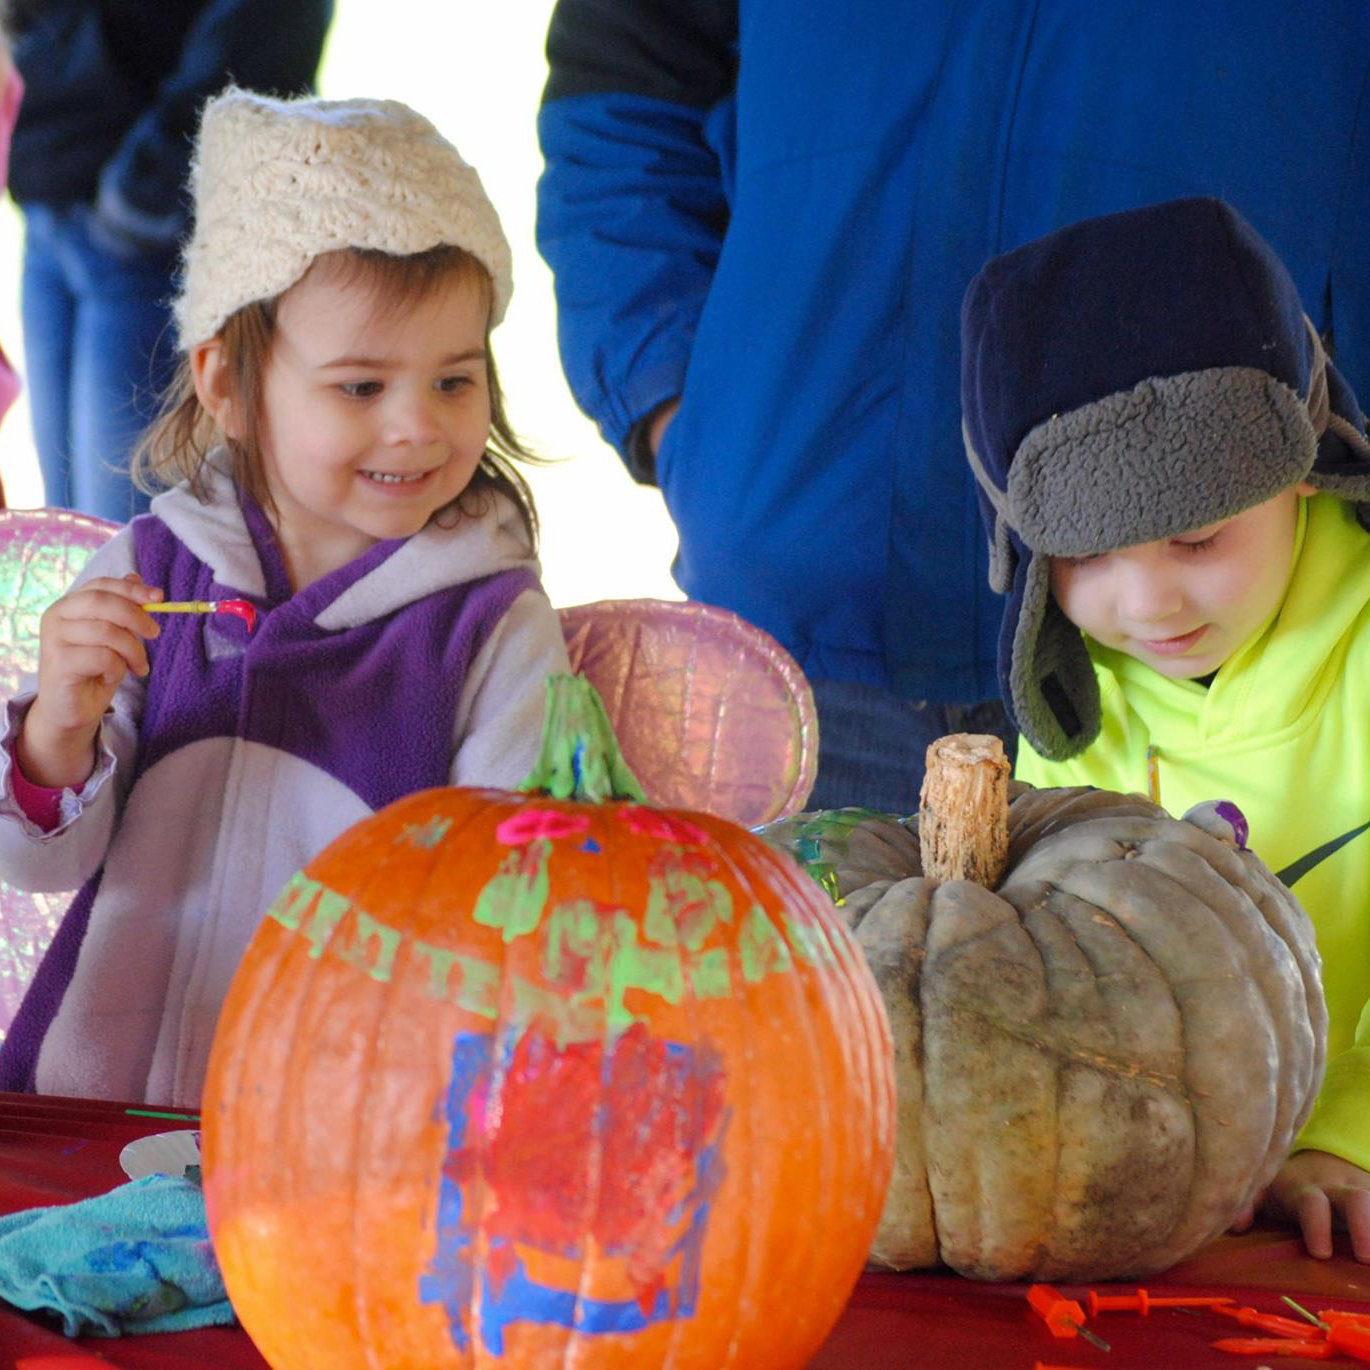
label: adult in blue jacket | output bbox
[7,0,333,521]
[536,1,1370,811]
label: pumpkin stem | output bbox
[919,734,1010,887]
[519,673,649,804]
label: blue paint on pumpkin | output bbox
[419,1027,728,1355]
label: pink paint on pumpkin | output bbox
[619,806,709,846]
[496,809,592,845]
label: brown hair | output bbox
[131,245,542,549]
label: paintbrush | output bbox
[142,598,258,632]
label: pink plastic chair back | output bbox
[0,508,120,1040]
[558,598,817,827]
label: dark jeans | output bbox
[20,204,178,521]
[807,677,1017,814]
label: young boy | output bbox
[961,196,1370,1263]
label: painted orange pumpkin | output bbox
[202,676,894,1369]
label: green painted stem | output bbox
[519,673,648,804]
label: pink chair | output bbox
[0,508,121,699]
[0,509,818,1039]
[559,597,817,826]
[0,508,121,1040]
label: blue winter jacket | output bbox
[536,1,1370,704]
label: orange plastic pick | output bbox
[1212,1305,1331,1338]
[1026,1285,1111,1351]
[1319,1309,1370,1330]
[1085,1286,1235,1316]
[1326,1319,1370,1362]
[1210,1337,1334,1358]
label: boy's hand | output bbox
[18,575,161,788]
[1230,1149,1370,1262]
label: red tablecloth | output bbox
[1,1092,1367,1368]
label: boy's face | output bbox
[1048,486,1310,680]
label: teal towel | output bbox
[0,1173,232,1337]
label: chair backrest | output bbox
[559,597,817,828]
[0,513,817,1040]
[0,508,121,1040]
[0,508,121,698]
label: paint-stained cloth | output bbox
[0,1174,228,1337]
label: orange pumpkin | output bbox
[203,676,894,1369]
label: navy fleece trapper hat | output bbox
[961,196,1370,763]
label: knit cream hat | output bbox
[174,88,513,347]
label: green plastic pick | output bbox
[518,673,647,804]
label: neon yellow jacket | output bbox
[1017,493,1370,1172]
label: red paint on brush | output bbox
[215,599,257,632]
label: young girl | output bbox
[961,196,1370,1264]
[0,89,570,1108]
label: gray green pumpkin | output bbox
[761,736,1326,1282]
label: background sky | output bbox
[0,0,682,607]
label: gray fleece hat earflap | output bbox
[961,196,1370,761]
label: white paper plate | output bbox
[118,1128,202,1181]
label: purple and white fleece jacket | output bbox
[0,462,569,1106]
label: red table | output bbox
[1,1093,1367,1368]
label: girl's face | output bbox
[1048,486,1309,679]
[254,263,493,586]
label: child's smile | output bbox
[358,467,439,487]
[353,464,452,505]
[1132,624,1209,658]
[1049,486,1309,679]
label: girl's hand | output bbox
[1230,1149,1370,1262]
[18,575,161,788]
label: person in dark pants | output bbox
[7,0,334,521]
[535,1,1370,812]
